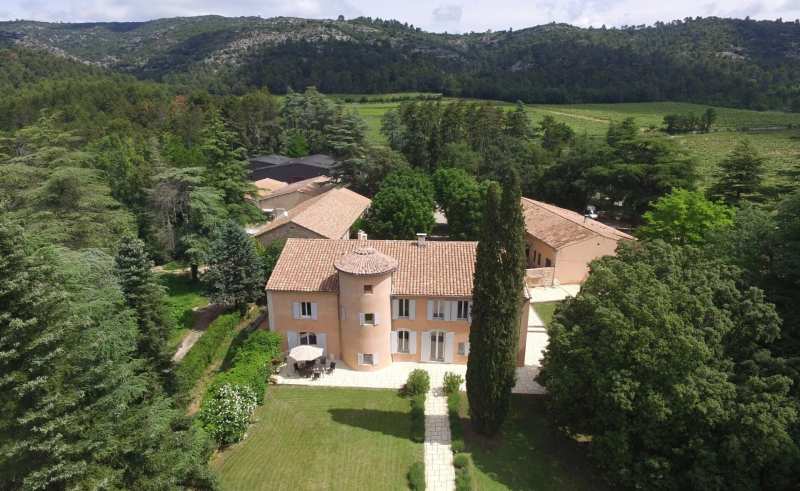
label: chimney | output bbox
[357,230,368,241]
[416,233,427,247]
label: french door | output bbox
[430,331,446,362]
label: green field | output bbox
[212,386,422,491]
[345,97,800,187]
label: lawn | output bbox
[533,302,559,327]
[159,273,209,350]
[456,394,602,491]
[212,386,422,491]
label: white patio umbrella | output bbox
[289,344,324,362]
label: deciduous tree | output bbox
[638,188,734,245]
[538,240,797,489]
[363,169,435,239]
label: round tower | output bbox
[335,247,396,371]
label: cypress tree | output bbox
[466,169,526,435]
[114,236,172,371]
[204,221,265,315]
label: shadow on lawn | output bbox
[459,395,603,491]
[327,408,416,441]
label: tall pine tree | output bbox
[709,139,766,205]
[200,110,259,223]
[204,221,265,314]
[0,221,216,489]
[0,220,75,487]
[466,169,526,435]
[114,236,172,372]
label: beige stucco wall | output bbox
[338,271,394,371]
[391,296,472,365]
[255,223,324,246]
[266,289,531,370]
[525,235,557,269]
[267,290,342,358]
[554,236,620,284]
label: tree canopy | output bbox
[538,240,798,489]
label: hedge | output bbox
[453,452,477,491]
[447,392,465,453]
[407,461,425,490]
[173,312,241,400]
[207,330,282,404]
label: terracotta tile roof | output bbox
[251,187,370,240]
[266,239,478,297]
[261,175,332,200]
[521,197,634,249]
[253,177,287,197]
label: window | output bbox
[398,298,411,318]
[456,300,471,320]
[363,313,375,325]
[362,353,374,365]
[397,330,410,353]
[363,285,373,294]
[300,301,313,318]
[458,342,468,356]
[432,300,447,320]
[545,258,552,267]
[299,331,317,345]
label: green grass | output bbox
[344,97,800,188]
[212,386,422,491]
[533,302,559,327]
[159,273,208,350]
[456,395,602,491]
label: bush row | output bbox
[405,369,428,490]
[453,452,477,491]
[208,330,282,404]
[199,328,283,445]
[447,392,465,454]
[172,311,241,400]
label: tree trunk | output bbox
[190,263,199,281]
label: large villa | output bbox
[265,199,634,371]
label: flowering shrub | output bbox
[200,383,257,445]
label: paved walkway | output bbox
[424,387,455,491]
[274,361,545,394]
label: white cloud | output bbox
[1,0,799,31]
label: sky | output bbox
[2,0,800,32]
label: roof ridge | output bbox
[521,197,631,241]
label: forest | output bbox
[2,16,800,110]
[1,23,800,489]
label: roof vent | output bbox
[416,233,427,247]
[357,230,368,241]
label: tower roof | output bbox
[334,246,398,276]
